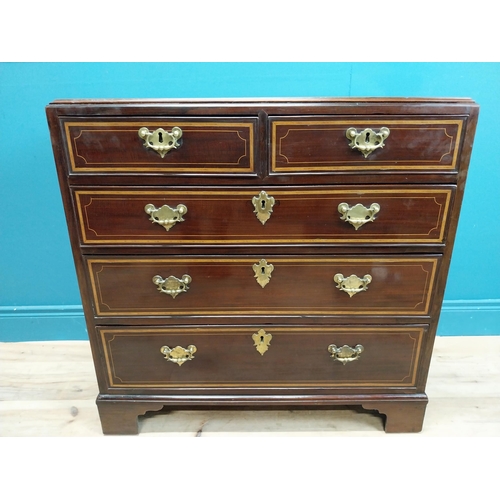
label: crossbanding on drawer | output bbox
[98,325,425,389]
[63,119,257,174]
[74,187,454,246]
[271,117,464,173]
[87,256,439,317]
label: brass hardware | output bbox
[253,259,274,288]
[160,344,197,366]
[334,273,372,297]
[252,191,275,225]
[328,344,364,365]
[138,126,183,158]
[346,127,390,158]
[338,202,380,230]
[144,203,187,231]
[252,329,272,356]
[153,274,192,298]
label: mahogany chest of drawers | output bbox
[46,98,479,433]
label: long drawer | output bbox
[86,256,439,317]
[271,116,465,173]
[74,187,454,246]
[62,118,258,174]
[98,325,425,390]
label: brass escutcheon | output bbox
[253,259,274,288]
[160,344,197,366]
[138,126,183,158]
[153,274,192,298]
[346,127,390,158]
[338,202,380,230]
[252,191,275,225]
[252,329,272,356]
[334,273,372,297]
[328,344,364,365]
[145,203,187,232]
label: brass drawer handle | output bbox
[145,203,187,232]
[334,273,372,297]
[328,344,364,365]
[252,191,275,225]
[338,202,380,230]
[138,126,183,158]
[346,127,390,158]
[160,345,197,366]
[153,274,191,298]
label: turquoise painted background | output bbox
[1,62,499,341]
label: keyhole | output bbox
[365,132,370,142]
[261,267,266,274]
[261,200,266,209]
[158,132,163,143]
[260,336,264,342]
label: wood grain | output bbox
[74,187,453,246]
[87,256,438,318]
[271,118,464,172]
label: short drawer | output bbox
[74,187,454,246]
[98,325,425,389]
[63,118,257,174]
[271,116,465,173]
[86,256,439,317]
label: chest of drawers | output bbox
[46,98,479,434]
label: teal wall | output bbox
[1,62,499,341]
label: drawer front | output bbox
[271,117,464,173]
[98,325,425,389]
[63,118,257,174]
[74,187,453,246]
[87,256,439,317]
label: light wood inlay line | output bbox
[65,121,255,172]
[99,328,424,388]
[87,258,438,316]
[75,189,452,244]
[271,119,463,171]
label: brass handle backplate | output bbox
[334,273,372,297]
[252,191,275,225]
[338,202,380,230]
[346,127,390,158]
[160,345,197,366]
[138,126,183,158]
[153,274,191,298]
[145,203,187,231]
[328,344,364,365]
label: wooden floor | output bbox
[1,336,499,437]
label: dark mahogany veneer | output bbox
[46,98,479,434]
